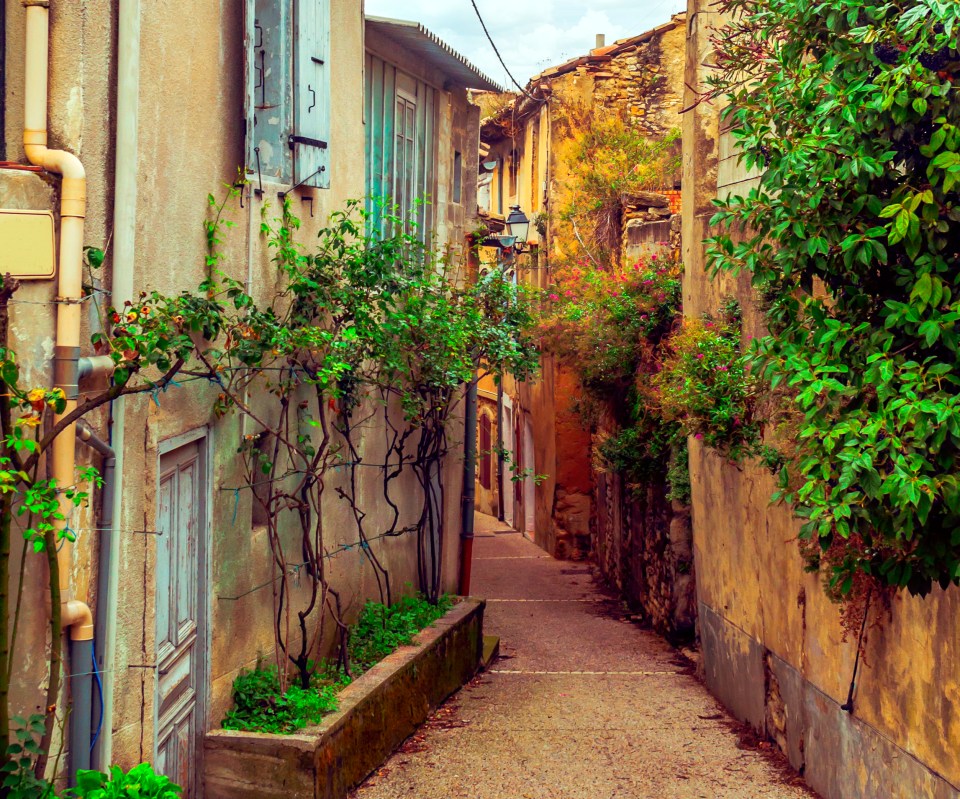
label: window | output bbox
[365,54,438,238]
[453,151,463,204]
[245,0,330,189]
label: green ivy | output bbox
[707,0,960,595]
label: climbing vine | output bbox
[202,192,539,689]
[0,179,540,783]
[706,0,960,596]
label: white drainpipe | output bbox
[22,0,96,779]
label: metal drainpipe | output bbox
[75,420,115,771]
[496,379,504,522]
[99,0,141,769]
[459,377,478,595]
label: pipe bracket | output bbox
[23,129,47,147]
[54,345,81,400]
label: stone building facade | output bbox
[476,15,695,636]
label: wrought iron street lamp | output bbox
[505,205,531,253]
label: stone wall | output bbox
[591,20,686,140]
[593,468,696,640]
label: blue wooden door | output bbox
[155,439,207,797]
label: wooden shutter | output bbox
[293,0,330,189]
[252,0,293,183]
[244,0,256,174]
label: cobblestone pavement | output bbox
[352,513,816,799]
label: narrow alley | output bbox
[353,514,814,799]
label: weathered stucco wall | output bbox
[1,0,471,778]
[683,2,960,796]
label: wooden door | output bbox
[524,419,536,535]
[155,438,207,797]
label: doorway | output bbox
[155,433,209,797]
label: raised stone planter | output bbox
[203,597,484,799]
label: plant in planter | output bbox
[202,195,539,694]
[64,764,182,798]
[221,594,453,734]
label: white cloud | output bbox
[365,0,687,90]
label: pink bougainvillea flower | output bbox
[695,433,704,440]
[696,353,704,359]
[705,322,714,328]
[549,293,560,301]
[642,279,654,285]
[716,365,729,371]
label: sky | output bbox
[364,0,687,91]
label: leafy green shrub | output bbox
[656,307,764,462]
[543,255,692,499]
[707,0,960,596]
[559,106,681,256]
[348,594,454,674]
[222,666,339,734]
[595,422,689,503]
[543,256,681,398]
[64,764,181,798]
[222,594,453,734]
[2,715,53,798]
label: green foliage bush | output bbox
[348,594,454,674]
[656,303,764,462]
[64,764,181,798]
[543,255,689,498]
[708,0,960,596]
[223,594,453,734]
[222,666,341,735]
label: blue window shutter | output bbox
[294,0,330,189]
[253,0,293,183]
[244,0,256,174]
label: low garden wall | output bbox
[203,597,484,799]
[593,470,697,641]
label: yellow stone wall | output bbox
[683,2,960,795]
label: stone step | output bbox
[481,634,500,670]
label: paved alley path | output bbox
[352,514,815,799]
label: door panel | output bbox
[524,420,536,535]
[156,439,207,798]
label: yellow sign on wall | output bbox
[0,209,56,280]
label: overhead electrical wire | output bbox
[468,0,544,103]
